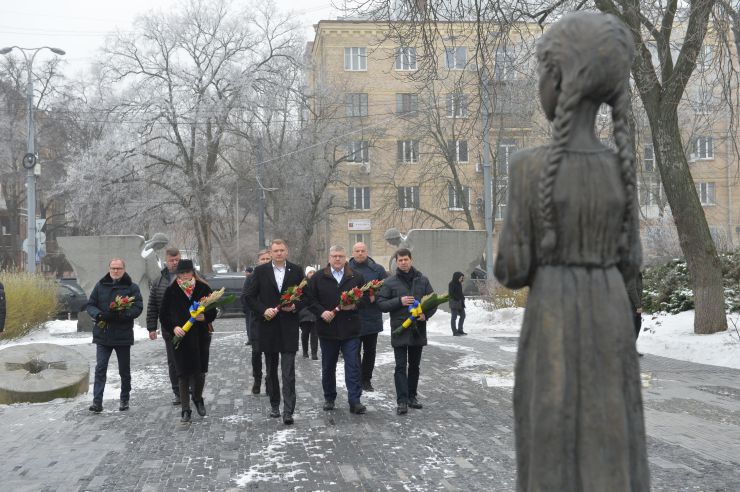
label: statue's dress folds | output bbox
[495,146,649,491]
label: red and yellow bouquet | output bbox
[267,279,308,319]
[334,286,363,312]
[97,295,137,329]
[360,279,384,297]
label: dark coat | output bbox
[376,267,436,348]
[348,257,387,335]
[244,261,305,353]
[306,264,366,341]
[147,266,176,333]
[159,279,217,376]
[240,274,259,343]
[0,281,6,333]
[625,271,643,312]
[86,272,144,347]
[448,271,466,310]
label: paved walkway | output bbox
[1,318,739,491]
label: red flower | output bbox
[281,294,291,301]
[109,301,116,308]
[353,287,362,297]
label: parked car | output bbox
[204,273,246,317]
[212,263,229,273]
[57,278,88,319]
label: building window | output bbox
[640,177,662,206]
[447,140,468,163]
[693,136,713,160]
[348,187,371,210]
[397,140,419,163]
[494,48,516,80]
[345,93,368,117]
[643,143,654,173]
[445,47,467,69]
[446,93,468,117]
[497,139,517,175]
[395,47,417,70]
[349,232,371,252]
[398,186,420,209]
[696,182,716,205]
[448,185,470,210]
[344,47,367,71]
[495,178,509,220]
[396,93,419,115]
[346,141,369,162]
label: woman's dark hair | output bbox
[394,248,412,260]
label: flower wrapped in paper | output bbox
[333,286,363,312]
[173,288,235,348]
[360,279,384,297]
[267,279,308,319]
[392,293,449,336]
[97,295,137,330]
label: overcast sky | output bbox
[0,0,338,77]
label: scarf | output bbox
[177,278,195,299]
[396,267,417,289]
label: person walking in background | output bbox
[86,258,144,413]
[159,259,217,424]
[241,249,272,394]
[299,266,319,360]
[243,266,255,346]
[244,239,305,425]
[348,241,387,392]
[377,248,437,416]
[448,272,467,336]
[626,271,644,355]
[306,245,367,415]
[146,247,182,405]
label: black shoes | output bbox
[361,380,374,392]
[180,410,192,423]
[172,396,181,406]
[349,403,367,415]
[283,414,294,425]
[408,398,423,409]
[119,400,129,411]
[452,332,461,336]
[458,330,467,336]
[302,352,309,358]
[323,400,335,411]
[252,379,261,395]
[194,400,207,417]
[311,353,319,360]
[269,407,281,418]
[396,403,408,415]
[89,402,103,413]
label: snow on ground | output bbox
[0,320,151,349]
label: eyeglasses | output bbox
[109,267,124,271]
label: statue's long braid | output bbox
[611,86,636,257]
[538,86,581,256]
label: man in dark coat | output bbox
[448,271,467,336]
[86,258,144,413]
[240,249,272,394]
[348,241,387,392]
[145,247,182,404]
[0,280,6,334]
[244,239,305,425]
[377,248,436,416]
[307,245,367,414]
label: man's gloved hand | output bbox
[97,312,112,322]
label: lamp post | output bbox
[0,46,65,273]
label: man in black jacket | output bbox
[244,239,305,425]
[86,258,144,413]
[307,245,367,415]
[377,248,436,416]
[348,242,387,392]
[241,249,272,394]
[146,247,181,404]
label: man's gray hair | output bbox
[329,245,346,254]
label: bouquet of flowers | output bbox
[96,295,137,330]
[173,288,235,348]
[360,279,384,297]
[333,286,363,312]
[267,279,308,319]
[392,293,450,336]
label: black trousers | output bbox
[300,322,318,355]
[451,308,466,334]
[163,333,180,397]
[634,312,642,339]
[179,372,205,413]
[393,345,423,404]
[359,333,379,382]
[265,352,296,416]
[251,345,264,380]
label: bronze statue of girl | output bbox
[494,12,649,491]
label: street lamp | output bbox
[0,46,65,273]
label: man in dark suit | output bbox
[244,239,305,425]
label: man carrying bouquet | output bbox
[377,248,436,416]
[244,239,305,425]
[86,258,144,413]
[306,245,368,415]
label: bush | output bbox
[642,252,740,314]
[0,272,58,340]
[487,285,529,309]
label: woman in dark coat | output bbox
[159,259,216,423]
[448,272,466,336]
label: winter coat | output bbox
[244,261,305,353]
[240,274,259,342]
[306,264,366,341]
[299,305,316,326]
[0,281,6,333]
[147,266,176,333]
[376,267,436,348]
[625,271,643,312]
[86,272,144,347]
[348,257,387,335]
[159,279,217,376]
[448,272,466,310]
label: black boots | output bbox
[396,402,408,415]
[89,402,103,413]
[194,400,207,417]
[252,379,261,394]
[180,410,192,423]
